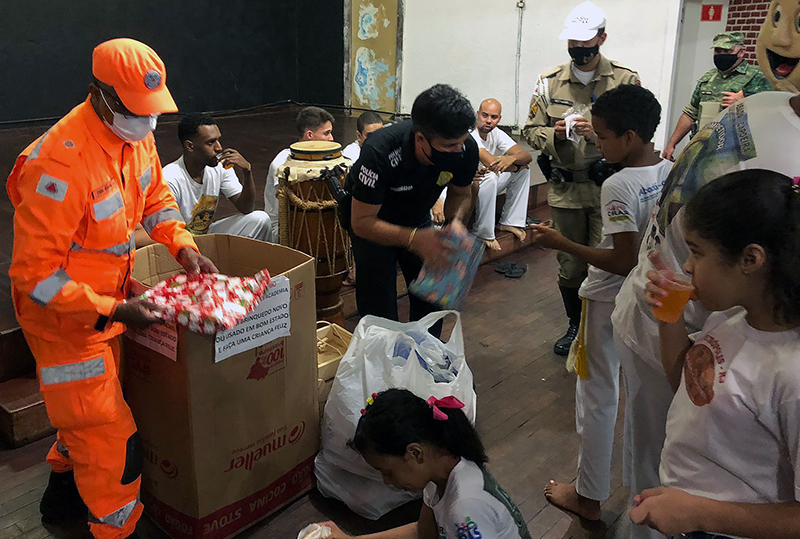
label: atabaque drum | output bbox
[277,141,352,325]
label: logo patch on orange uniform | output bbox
[35,174,68,202]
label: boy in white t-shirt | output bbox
[341,111,385,163]
[157,113,271,242]
[530,84,669,521]
[438,98,532,251]
[264,107,336,239]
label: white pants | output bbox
[472,168,531,241]
[264,179,280,239]
[575,299,619,502]
[208,211,273,243]
[614,332,672,539]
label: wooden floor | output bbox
[0,244,632,539]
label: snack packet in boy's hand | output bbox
[408,225,485,310]
[141,270,270,334]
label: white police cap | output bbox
[559,1,607,41]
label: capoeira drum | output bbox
[277,141,352,324]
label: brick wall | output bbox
[725,1,771,62]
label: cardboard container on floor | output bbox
[122,234,318,539]
[315,322,352,423]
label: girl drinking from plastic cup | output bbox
[633,169,800,539]
[315,388,532,539]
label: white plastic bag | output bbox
[297,523,331,539]
[314,311,477,520]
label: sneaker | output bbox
[553,323,579,357]
[40,471,87,525]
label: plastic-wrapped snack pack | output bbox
[297,523,332,539]
[141,270,271,334]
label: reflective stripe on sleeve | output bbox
[29,269,71,306]
[141,207,183,234]
[40,356,105,386]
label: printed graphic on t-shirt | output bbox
[454,517,482,539]
[606,199,632,223]
[187,194,218,235]
[646,101,757,250]
[638,181,664,203]
[359,166,378,188]
[684,334,725,407]
[388,147,402,168]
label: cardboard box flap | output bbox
[132,235,314,286]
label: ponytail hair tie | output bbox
[427,396,465,421]
[792,176,800,194]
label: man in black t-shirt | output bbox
[346,84,479,327]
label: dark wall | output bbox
[0,0,344,123]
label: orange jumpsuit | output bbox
[7,97,197,539]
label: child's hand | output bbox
[316,521,351,538]
[529,223,564,250]
[644,251,673,309]
[629,487,703,536]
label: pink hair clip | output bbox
[427,396,465,421]
[792,176,800,193]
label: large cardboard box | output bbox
[122,235,318,539]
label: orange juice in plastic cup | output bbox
[652,272,695,323]
[217,152,234,169]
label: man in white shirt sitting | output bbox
[264,106,336,238]
[152,113,271,244]
[469,98,533,250]
[342,111,385,162]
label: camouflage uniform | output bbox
[523,55,640,289]
[685,61,773,131]
[687,31,773,131]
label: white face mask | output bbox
[100,89,158,142]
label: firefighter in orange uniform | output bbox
[7,38,217,538]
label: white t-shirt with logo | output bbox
[163,156,242,235]
[471,127,516,156]
[660,310,800,506]
[423,459,531,539]
[612,92,800,369]
[578,160,670,302]
[342,141,361,162]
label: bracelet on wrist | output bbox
[408,227,419,249]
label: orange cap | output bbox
[92,38,178,116]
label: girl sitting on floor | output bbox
[317,388,532,539]
[632,169,800,539]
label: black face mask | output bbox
[424,138,464,170]
[569,44,600,66]
[714,53,739,72]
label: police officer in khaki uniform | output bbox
[523,1,640,356]
[663,31,773,160]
